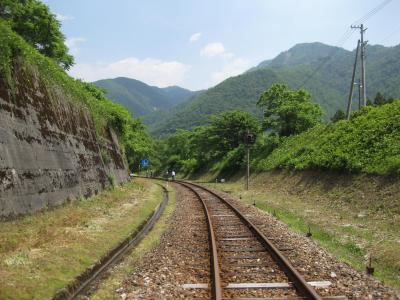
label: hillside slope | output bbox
[94,77,197,117]
[255,100,400,175]
[145,42,400,136]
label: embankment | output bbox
[0,36,128,219]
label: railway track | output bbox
[176,180,346,300]
[50,177,348,299]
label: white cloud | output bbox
[65,37,86,55]
[211,58,251,85]
[55,13,74,22]
[199,42,250,85]
[200,42,227,57]
[200,42,236,61]
[189,32,202,43]
[69,57,191,87]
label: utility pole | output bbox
[351,24,367,106]
[246,145,250,191]
[244,131,255,191]
[357,79,362,109]
[346,40,360,119]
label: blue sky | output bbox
[44,0,400,90]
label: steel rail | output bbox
[52,183,169,300]
[179,182,223,300]
[180,180,323,300]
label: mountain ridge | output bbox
[94,77,198,117]
[143,42,400,136]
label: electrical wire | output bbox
[379,24,400,44]
[297,0,393,88]
[297,29,355,88]
[351,0,393,26]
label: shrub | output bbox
[255,100,400,176]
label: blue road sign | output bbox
[140,159,149,168]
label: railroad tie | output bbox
[182,280,332,289]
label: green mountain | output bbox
[94,77,198,117]
[144,42,400,136]
[258,42,348,68]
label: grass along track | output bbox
[88,186,177,299]
[0,178,164,300]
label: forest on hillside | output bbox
[157,84,400,178]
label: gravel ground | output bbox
[117,182,399,300]
[120,184,211,299]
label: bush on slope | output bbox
[256,101,400,176]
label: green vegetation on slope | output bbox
[256,100,400,175]
[145,68,279,136]
[0,20,156,170]
[157,83,400,178]
[257,83,323,136]
[158,110,261,176]
[254,42,348,69]
[146,42,400,136]
[0,0,73,69]
[94,77,198,117]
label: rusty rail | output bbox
[177,180,322,300]
[179,182,222,300]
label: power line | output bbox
[297,0,393,89]
[352,0,393,25]
[297,29,355,88]
[380,24,400,44]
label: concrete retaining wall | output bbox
[0,62,128,218]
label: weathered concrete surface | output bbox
[0,62,128,218]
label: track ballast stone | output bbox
[120,184,211,299]
[118,182,399,299]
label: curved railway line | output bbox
[175,180,346,300]
[51,177,388,299]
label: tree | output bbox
[124,119,156,170]
[156,110,261,175]
[163,129,193,162]
[0,0,74,69]
[331,109,346,122]
[372,92,395,106]
[373,92,386,106]
[257,83,323,136]
[206,110,261,155]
